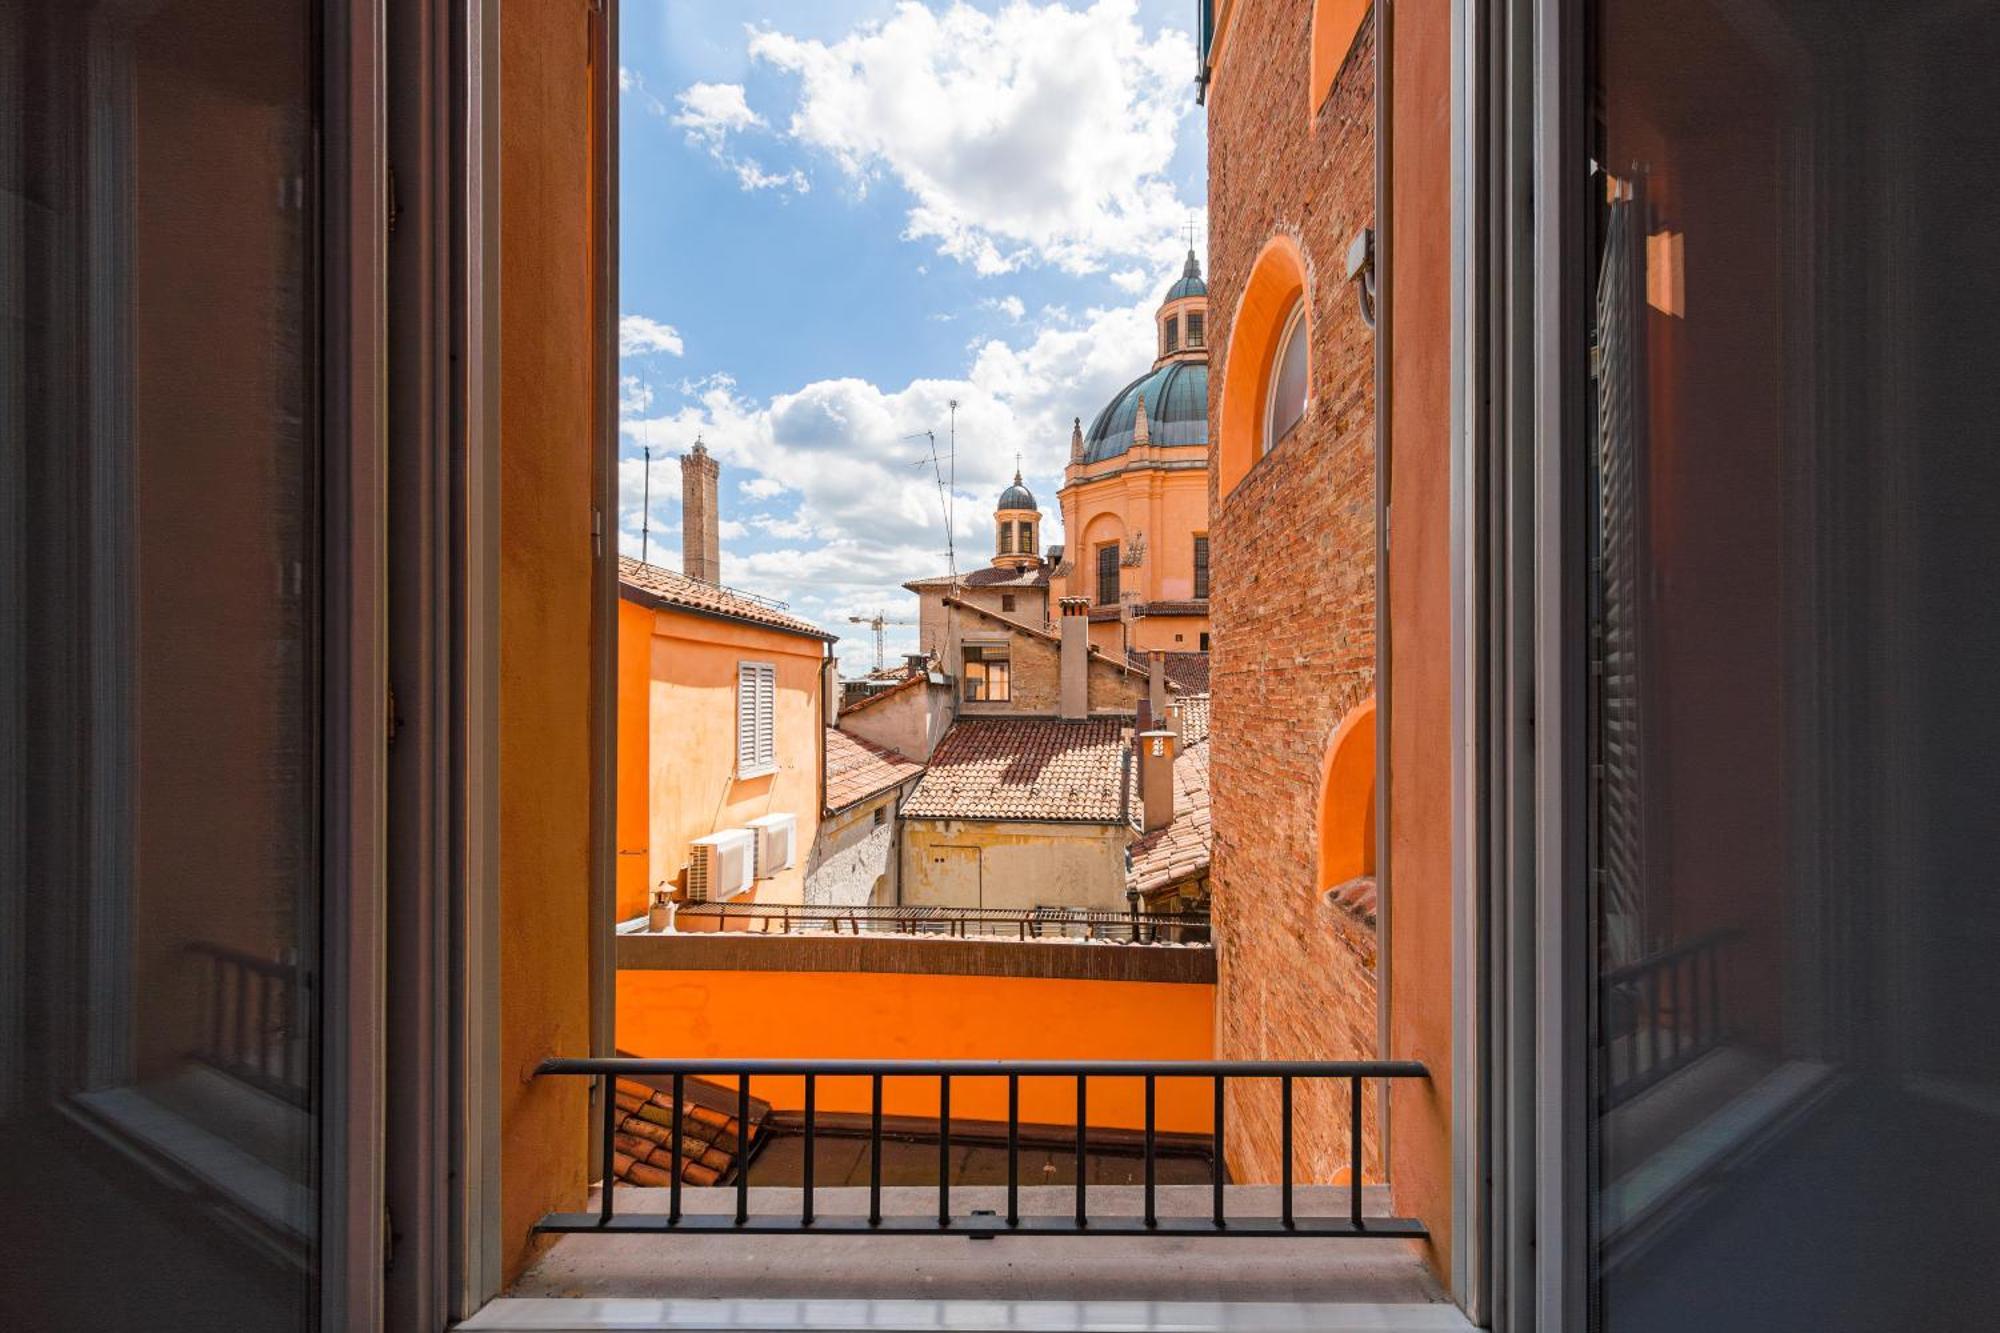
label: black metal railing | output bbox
[187,941,310,1108]
[1600,931,1734,1110]
[664,902,1210,944]
[534,1057,1429,1239]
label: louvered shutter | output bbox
[738,662,778,778]
[1590,180,1651,969]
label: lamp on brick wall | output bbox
[1346,227,1377,329]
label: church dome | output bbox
[997,473,1037,511]
[1081,361,1209,463]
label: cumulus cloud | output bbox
[671,81,809,194]
[749,0,1197,274]
[619,314,685,358]
[620,375,655,417]
[619,66,667,116]
[614,274,1177,652]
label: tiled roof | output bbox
[611,1075,762,1188]
[1128,651,1211,696]
[1137,599,1211,619]
[1126,740,1212,896]
[825,727,924,814]
[619,556,836,641]
[904,564,1055,591]
[1177,694,1211,746]
[901,718,1135,824]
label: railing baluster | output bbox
[1143,1074,1157,1228]
[736,1076,751,1226]
[802,1073,816,1227]
[1074,1074,1088,1228]
[869,1073,883,1227]
[599,1073,617,1225]
[938,1074,952,1228]
[1281,1074,1294,1229]
[1212,1075,1226,1229]
[669,1073,684,1225]
[1006,1073,1020,1228]
[1349,1076,1364,1230]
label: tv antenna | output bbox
[639,421,656,565]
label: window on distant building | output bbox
[1200,632,1211,651]
[962,644,1011,702]
[1187,311,1205,347]
[1164,314,1180,354]
[1020,521,1034,552]
[1001,594,1017,613]
[999,520,1014,554]
[1265,298,1309,451]
[1097,543,1121,605]
[736,661,777,777]
[1194,534,1210,599]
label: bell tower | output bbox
[992,466,1044,572]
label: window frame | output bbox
[1263,297,1310,453]
[1193,533,1211,600]
[1096,542,1121,606]
[961,643,1012,703]
[1164,313,1181,354]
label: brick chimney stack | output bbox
[1138,728,1177,833]
[1059,596,1090,719]
[681,439,721,584]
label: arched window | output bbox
[1264,299,1309,453]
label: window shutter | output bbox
[738,662,778,777]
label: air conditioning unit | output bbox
[745,813,798,878]
[686,828,755,902]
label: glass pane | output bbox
[1266,304,1306,449]
[1587,1,2000,1327]
[0,0,321,1326]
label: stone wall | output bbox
[1207,4,1382,1181]
[806,790,904,907]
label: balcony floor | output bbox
[466,1184,1463,1332]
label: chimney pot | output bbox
[1059,597,1090,718]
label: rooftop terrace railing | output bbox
[534,1057,1429,1240]
[1600,930,1736,1110]
[660,901,1211,944]
[187,940,311,1109]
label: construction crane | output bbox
[847,611,916,673]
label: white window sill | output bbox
[458,1298,1477,1332]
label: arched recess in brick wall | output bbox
[1310,1,1371,121]
[1317,694,1376,892]
[1217,234,1310,497]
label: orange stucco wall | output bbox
[498,0,598,1285]
[1318,695,1378,888]
[1385,0,1457,1278]
[1058,453,1213,655]
[614,598,826,920]
[618,968,1218,1132]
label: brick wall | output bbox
[1207,4,1381,1181]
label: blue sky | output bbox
[617,0,1208,670]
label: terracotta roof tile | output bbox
[1128,651,1211,696]
[904,565,1054,591]
[1126,741,1212,896]
[619,556,835,641]
[901,718,1135,824]
[824,727,924,814]
[611,1075,763,1188]
[1176,694,1211,746]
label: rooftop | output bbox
[824,727,925,815]
[1130,650,1212,695]
[900,718,1135,824]
[1126,739,1212,898]
[903,564,1054,592]
[619,555,836,641]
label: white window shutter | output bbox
[739,662,778,778]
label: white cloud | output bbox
[986,295,1027,321]
[671,81,811,195]
[618,66,667,116]
[749,0,1198,274]
[615,276,1176,647]
[619,314,685,358]
[620,375,655,416]
[672,81,764,142]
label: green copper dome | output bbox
[1081,361,1209,464]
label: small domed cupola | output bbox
[992,465,1044,571]
[1157,248,1210,365]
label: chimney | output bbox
[1059,596,1090,719]
[904,652,928,677]
[1148,651,1167,720]
[681,439,721,584]
[1138,728,1177,833]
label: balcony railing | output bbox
[187,940,311,1109]
[662,901,1210,944]
[1600,930,1735,1110]
[534,1057,1429,1239]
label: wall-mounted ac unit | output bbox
[745,813,797,878]
[686,828,755,902]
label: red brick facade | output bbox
[1206,5,1381,1180]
